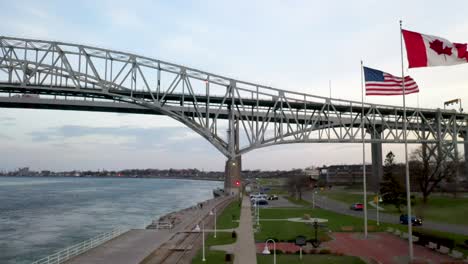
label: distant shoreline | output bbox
[0,175,223,182]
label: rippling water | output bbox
[0,176,222,264]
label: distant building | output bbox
[304,167,320,180]
[319,164,371,185]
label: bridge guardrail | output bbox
[31,227,128,264]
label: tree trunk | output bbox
[422,193,428,204]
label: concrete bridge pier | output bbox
[369,127,383,193]
[224,99,242,195]
[224,156,242,195]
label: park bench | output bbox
[401,232,409,239]
[449,250,463,259]
[386,227,394,233]
[412,236,419,243]
[394,229,401,236]
[426,242,437,250]
[437,245,450,254]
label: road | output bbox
[302,191,468,235]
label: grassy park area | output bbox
[216,199,241,229]
[192,199,241,264]
[257,254,365,264]
[284,196,311,206]
[256,202,468,255]
[255,207,386,243]
[320,190,468,225]
[191,232,236,264]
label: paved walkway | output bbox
[233,196,257,264]
[302,191,468,235]
[323,232,456,264]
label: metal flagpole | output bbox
[360,60,368,238]
[400,20,414,260]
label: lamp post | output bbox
[262,239,276,264]
[257,199,260,226]
[312,191,317,209]
[202,221,206,262]
[210,208,217,238]
[376,195,383,226]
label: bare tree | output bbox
[287,173,310,200]
[380,151,406,212]
[410,144,457,204]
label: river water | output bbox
[0,176,222,264]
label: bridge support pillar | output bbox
[224,156,242,195]
[370,127,383,193]
[224,94,242,195]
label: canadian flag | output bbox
[402,29,468,68]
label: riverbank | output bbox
[64,195,235,264]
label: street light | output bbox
[256,199,260,226]
[202,221,206,262]
[375,195,383,226]
[262,239,276,264]
[210,208,217,238]
[312,191,318,209]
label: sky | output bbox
[1,0,468,171]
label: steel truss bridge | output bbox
[1,36,467,192]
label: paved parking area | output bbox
[257,196,302,208]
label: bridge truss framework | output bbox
[1,36,467,193]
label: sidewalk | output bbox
[233,196,257,264]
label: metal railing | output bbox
[31,227,128,264]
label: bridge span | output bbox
[1,36,468,193]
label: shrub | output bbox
[224,253,234,262]
[319,249,331,254]
[413,231,455,249]
[273,249,284,255]
[231,231,237,239]
[304,248,316,254]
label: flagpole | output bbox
[360,60,368,239]
[400,20,414,260]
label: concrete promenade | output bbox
[233,196,257,264]
[65,197,230,264]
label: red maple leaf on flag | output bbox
[429,39,452,56]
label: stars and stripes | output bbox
[363,66,419,96]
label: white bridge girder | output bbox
[1,36,468,192]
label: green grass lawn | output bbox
[257,254,365,264]
[320,190,468,225]
[258,207,385,234]
[192,250,231,264]
[284,196,311,206]
[216,199,241,229]
[255,207,384,243]
[191,232,237,263]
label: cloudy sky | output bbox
[1,0,468,171]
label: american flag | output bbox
[364,67,419,96]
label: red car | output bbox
[350,203,364,211]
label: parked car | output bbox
[257,199,268,205]
[267,195,278,200]
[350,203,364,211]
[399,214,423,226]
